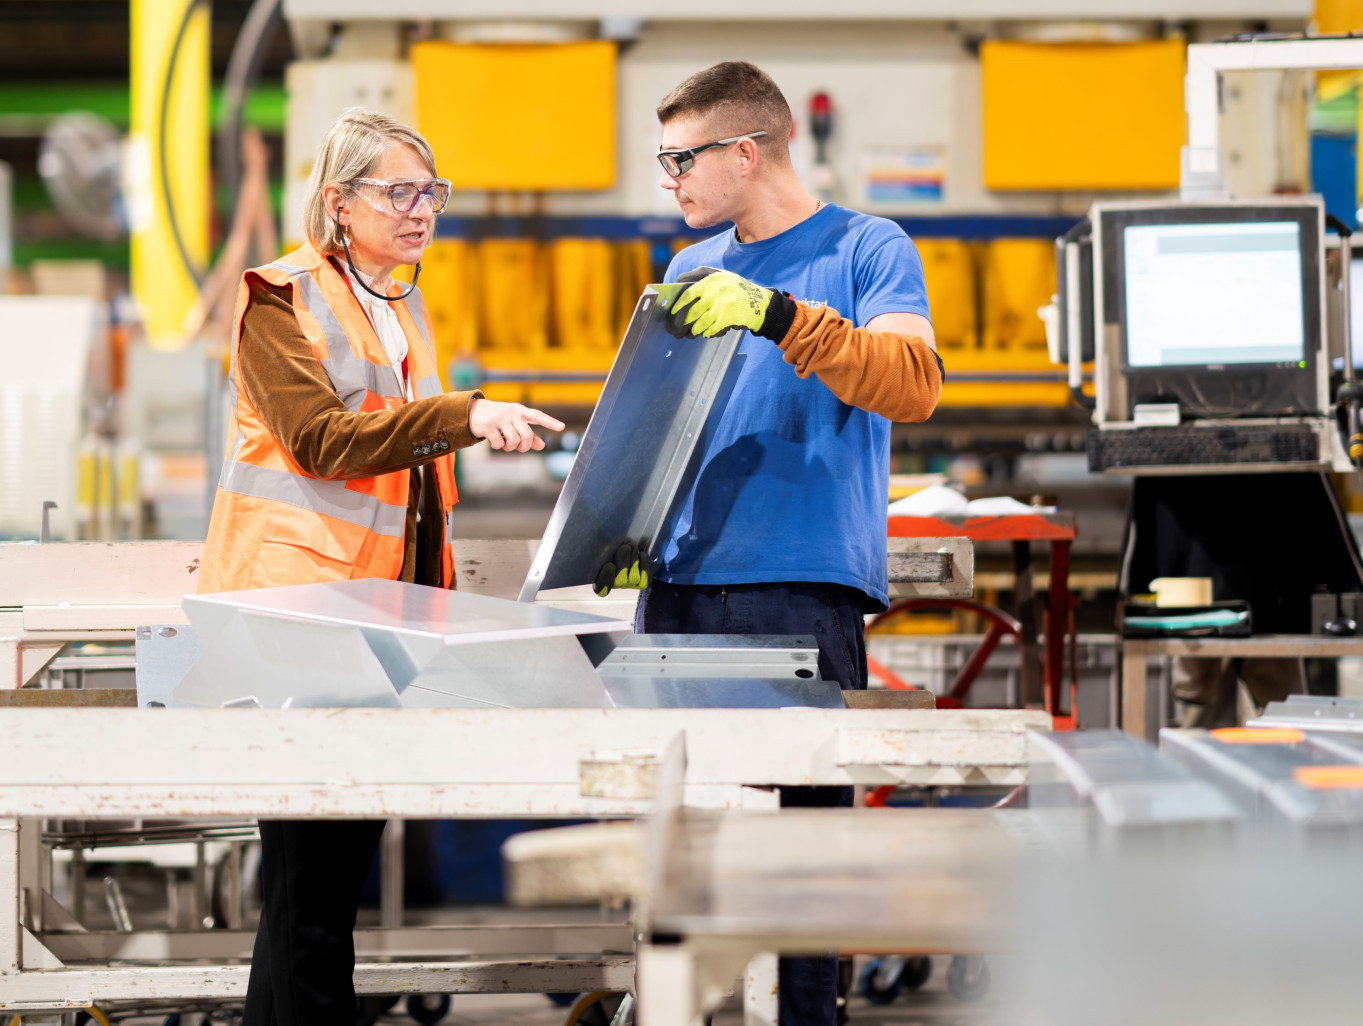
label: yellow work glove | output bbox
[660,268,797,341]
[594,539,651,597]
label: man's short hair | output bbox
[656,61,792,161]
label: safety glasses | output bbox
[352,177,452,214]
[656,131,768,178]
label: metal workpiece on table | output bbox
[519,286,745,602]
[1028,729,1241,850]
[1161,728,1363,850]
[159,580,851,712]
[169,579,631,710]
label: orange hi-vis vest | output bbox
[198,243,459,593]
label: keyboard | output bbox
[1087,424,1320,471]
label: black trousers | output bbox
[637,580,869,1026]
[244,819,386,1026]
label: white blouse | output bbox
[343,263,413,402]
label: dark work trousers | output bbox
[244,819,386,1026]
[637,580,870,1026]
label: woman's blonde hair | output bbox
[302,108,438,253]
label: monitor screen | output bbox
[1123,221,1306,368]
[1099,199,1324,420]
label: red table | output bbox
[887,512,1078,726]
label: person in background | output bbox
[197,108,563,1026]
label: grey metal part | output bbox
[1251,695,1363,732]
[173,610,400,709]
[601,676,846,710]
[598,634,821,679]
[518,286,744,602]
[135,624,205,708]
[399,635,612,709]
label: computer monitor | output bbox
[1096,198,1325,420]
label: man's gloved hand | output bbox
[594,539,651,597]
[659,267,797,342]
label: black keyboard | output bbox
[1087,424,1320,471]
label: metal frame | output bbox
[1183,36,1363,202]
[0,538,989,1018]
[0,705,1046,1015]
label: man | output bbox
[630,61,943,1026]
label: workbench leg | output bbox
[1121,644,1149,739]
[637,944,705,1026]
[1046,541,1071,718]
[0,624,20,690]
[744,952,778,1026]
[1012,541,1042,707]
[0,818,18,975]
[381,818,404,928]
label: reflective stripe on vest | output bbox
[268,261,405,411]
[218,460,407,538]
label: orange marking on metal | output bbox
[1210,727,1304,744]
[1293,765,1363,790]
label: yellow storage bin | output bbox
[915,238,977,351]
[981,238,1055,354]
[414,239,479,390]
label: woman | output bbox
[197,109,563,1025]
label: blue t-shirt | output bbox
[655,203,931,609]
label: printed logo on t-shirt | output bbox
[800,298,828,309]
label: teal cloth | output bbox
[1125,609,1247,630]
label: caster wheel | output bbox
[407,993,452,1024]
[947,956,990,1002]
[901,956,932,991]
[857,959,903,1006]
[564,991,629,1026]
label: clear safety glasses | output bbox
[656,131,767,178]
[351,177,452,214]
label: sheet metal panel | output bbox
[185,578,629,643]
[519,287,743,601]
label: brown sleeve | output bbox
[237,279,483,480]
[774,301,942,423]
